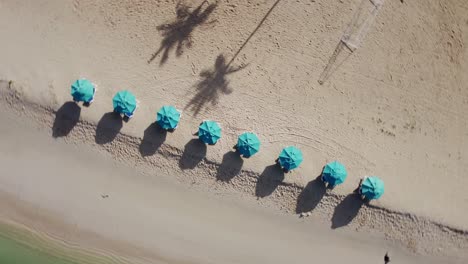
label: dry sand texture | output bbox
[0,0,468,261]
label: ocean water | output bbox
[0,234,79,264]
[0,223,123,264]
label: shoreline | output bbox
[0,219,130,264]
[1,81,467,260]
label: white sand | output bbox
[0,0,467,262]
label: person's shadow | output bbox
[179,138,207,170]
[148,1,218,65]
[331,193,364,229]
[216,151,244,182]
[296,175,327,214]
[185,54,247,116]
[255,164,285,198]
[52,102,81,138]
[95,112,123,144]
[139,123,167,157]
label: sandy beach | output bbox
[0,0,467,262]
[0,98,462,264]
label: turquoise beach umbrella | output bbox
[237,132,260,157]
[71,79,95,102]
[113,90,137,116]
[198,120,221,145]
[156,106,181,130]
[278,146,303,171]
[322,161,348,186]
[360,176,385,200]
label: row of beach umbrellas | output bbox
[71,79,384,200]
[322,161,384,200]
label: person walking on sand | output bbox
[384,252,390,263]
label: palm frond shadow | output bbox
[185,54,247,116]
[148,1,218,65]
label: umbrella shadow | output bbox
[139,123,167,157]
[255,164,285,198]
[331,193,364,229]
[185,54,247,116]
[295,175,327,214]
[179,138,207,170]
[52,102,81,138]
[216,151,244,182]
[95,112,123,144]
[148,1,218,65]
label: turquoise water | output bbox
[0,234,79,264]
[0,224,123,264]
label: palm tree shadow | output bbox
[185,54,247,116]
[148,0,218,65]
[183,0,281,116]
[296,175,327,214]
[95,112,123,145]
[52,102,81,138]
[139,123,167,157]
[179,138,207,170]
[255,164,285,198]
[331,193,364,229]
[216,151,244,182]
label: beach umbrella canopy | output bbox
[360,176,385,200]
[113,90,137,116]
[71,79,95,102]
[237,132,260,157]
[322,161,348,186]
[278,146,303,171]
[198,120,221,145]
[156,105,181,130]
